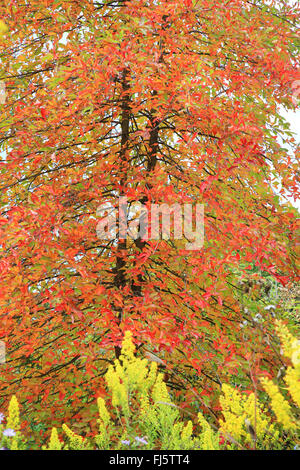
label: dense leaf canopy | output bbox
[0,0,298,432]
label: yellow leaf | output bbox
[0,20,8,36]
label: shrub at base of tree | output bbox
[0,321,299,450]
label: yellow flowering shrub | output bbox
[197,412,220,450]
[259,320,300,436]
[43,428,62,451]
[0,395,24,450]
[93,331,204,450]
[42,331,213,450]
[275,320,300,409]
[219,384,279,449]
[1,322,299,450]
[219,320,299,449]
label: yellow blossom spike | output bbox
[7,395,20,431]
[48,428,63,450]
[260,377,296,431]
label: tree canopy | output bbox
[0,0,299,433]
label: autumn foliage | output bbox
[0,0,299,438]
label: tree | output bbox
[0,0,298,434]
